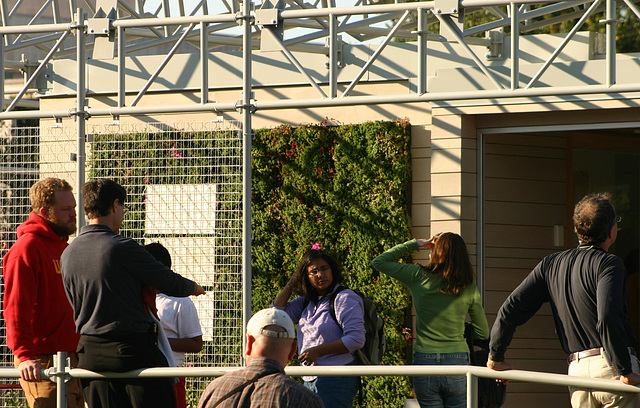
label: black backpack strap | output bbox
[211,369,278,408]
[329,285,348,326]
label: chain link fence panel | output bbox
[1,120,245,407]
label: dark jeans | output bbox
[77,330,175,408]
[413,352,469,408]
[304,360,360,408]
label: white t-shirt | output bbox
[156,293,203,366]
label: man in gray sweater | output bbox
[62,179,205,408]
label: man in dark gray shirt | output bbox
[62,179,205,408]
[488,193,640,408]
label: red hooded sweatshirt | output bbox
[2,212,80,362]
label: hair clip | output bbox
[311,242,321,250]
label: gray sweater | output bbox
[61,224,195,336]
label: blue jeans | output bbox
[304,375,360,408]
[413,352,469,408]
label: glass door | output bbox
[572,147,640,338]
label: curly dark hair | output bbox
[573,192,616,245]
[290,249,343,303]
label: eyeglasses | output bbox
[616,216,622,223]
[307,265,331,276]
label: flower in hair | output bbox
[311,242,321,250]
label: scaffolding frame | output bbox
[2,0,640,353]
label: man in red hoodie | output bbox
[2,178,83,408]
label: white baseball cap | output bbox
[246,308,296,339]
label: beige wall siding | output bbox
[429,114,478,250]
[410,125,432,255]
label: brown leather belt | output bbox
[569,348,601,362]
[569,347,637,362]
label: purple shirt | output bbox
[278,285,365,369]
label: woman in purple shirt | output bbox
[273,248,366,408]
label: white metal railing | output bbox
[1,352,638,408]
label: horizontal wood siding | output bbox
[483,131,570,408]
[411,124,431,239]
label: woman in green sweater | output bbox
[372,233,489,408]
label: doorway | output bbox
[477,114,640,408]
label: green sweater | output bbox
[372,239,489,354]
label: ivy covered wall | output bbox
[251,120,414,406]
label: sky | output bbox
[142,0,236,17]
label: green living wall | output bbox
[87,119,415,406]
[251,120,414,406]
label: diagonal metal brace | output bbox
[436,14,505,90]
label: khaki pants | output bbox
[568,350,640,408]
[14,353,84,408]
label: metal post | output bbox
[201,21,209,104]
[55,352,69,408]
[466,372,478,408]
[605,0,616,86]
[510,2,519,90]
[329,14,337,98]
[118,25,125,108]
[241,0,253,363]
[417,8,427,95]
[0,34,4,109]
[77,9,86,227]
[476,130,485,304]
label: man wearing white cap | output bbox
[198,308,324,408]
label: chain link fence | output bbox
[1,120,245,407]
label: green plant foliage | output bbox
[251,119,414,406]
